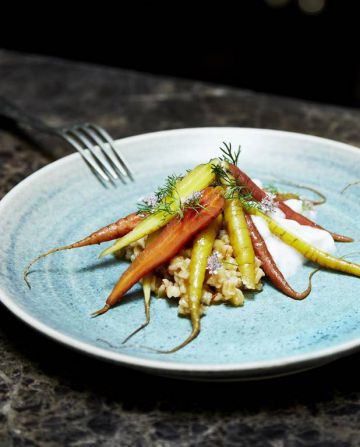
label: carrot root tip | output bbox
[122,320,150,344]
[339,237,354,243]
[23,272,32,290]
[91,304,110,317]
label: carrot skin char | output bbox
[94,187,225,315]
[228,164,353,243]
[245,214,312,300]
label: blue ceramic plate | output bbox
[0,128,359,380]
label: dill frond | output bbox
[212,161,260,210]
[219,142,241,166]
[183,191,206,214]
[136,173,183,216]
[154,174,182,202]
[211,163,232,184]
[136,202,153,214]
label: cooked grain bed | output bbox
[123,225,264,315]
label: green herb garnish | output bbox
[137,173,205,219]
[219,142,241,166]
[211,162,260,211]
[137,174,182,215]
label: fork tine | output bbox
[69,127,119,181]
[81,124,127,184]
[58,130,110,182]
[89,124,134,181]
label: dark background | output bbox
[1,0,359,107]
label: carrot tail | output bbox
[245,214,317,300]
[141,328,200,354]
[23,246,72,289]
[91,304,110,317]
[24,212,144,288]
[122,320,150,344]
[274,181,326,205]
[122,272,152,344]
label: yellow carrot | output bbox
[224,194,258,289]
[165,214,223,353]
[100,159,219,258]
[122,231,159,343]
[122,274,152,344]
[250,208,360,277]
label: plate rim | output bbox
[0,126,359,378]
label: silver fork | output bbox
[0,96,134,183]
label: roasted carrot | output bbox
[228,163,353,242]
[249,208,360,277]
[92,187,225,316]
[224,196,258,289]
[100,160,219,258]
[245,214,315,299]
[162,214,223,353]
[23,212,144,288]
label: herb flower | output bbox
[260,192,277,213]
[206,251,222,275]
[183,191,202,206]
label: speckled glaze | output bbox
[0,128,359,380]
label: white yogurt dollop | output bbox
[249,182,335,278]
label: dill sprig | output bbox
[219,142,241,166]
[211,163,231,183]
[211,163,261,211]
[154,174,181,202]
[137,173,183,216]
[233,191,261,211]
[183,191,206,213]
[175,191,207,219]
[137,173,205,219]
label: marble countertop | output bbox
[0,50,360,446]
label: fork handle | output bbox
[0,96,57,136]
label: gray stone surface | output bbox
[0,50,359,446]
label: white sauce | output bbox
[251,180,335,279]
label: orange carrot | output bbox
[229,164,353,243]
[245,214,314,300]
[71,212,144,248]
[92,187,225,316]
[24,212,144,287]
